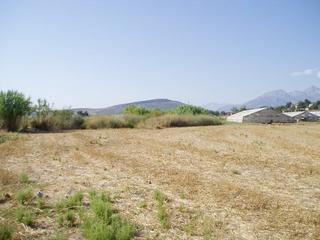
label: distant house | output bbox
[227,107,295,123]
[283,111,320,122]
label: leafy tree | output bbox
[53,109,84,130]
[33,99,51,118]
[239,106,247,111]
[0,90,32,131]
[77,110,89,117]
[171,105,210,115]
[231,107,239,114]
[123,105,152,115]
[296,99,311,110]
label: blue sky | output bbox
[0,0,319,108]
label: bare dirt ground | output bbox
[1,124,320,239]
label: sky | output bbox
[0,0,319,108]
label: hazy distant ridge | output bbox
[73,99,185,115]
[205,86,320,111]
[244,86,320,108]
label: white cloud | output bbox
[291,67,320,78]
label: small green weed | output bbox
[0,224,14,240]
[81,191,135,240]
[138,201,147,209]
[16,208,34,227]
[57,214,64,227]
[16,188,33,205]
[36,197,45,209]
[154,190,170,229]
[65,210,76,227]
[19,172,29,184]
[56,191,83,210]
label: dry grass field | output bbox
[1,124,320,239]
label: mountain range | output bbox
[73,86,320,115]
[205,86,320,111]
[73,99,185,115]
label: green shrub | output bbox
[157,205,170,229]
[30,105,84,131]
[154,190,167,204]
[81,192,135,240]
[123,105,151,116]
[138,114,223,129]
[123,115,146,128]
[0,224,13,240]
[52,110,84,130]
[16,188,33,205]
[90,196,113,223]
[154,190,170,229]
[0,90,32,131]
[36,197,45,209]
[30,116,56,131]
[56,191,83,210]
[169,105,211,115]
[19,172,29,184]
[123,105,163,117]
[16,208,34,227]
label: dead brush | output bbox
[0,169,18,185]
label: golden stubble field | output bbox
[1,124,320,239]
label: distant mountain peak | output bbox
[304,85,320,93]
[204,85,320,111]
[244,86,320,109]
[73,98,185,115]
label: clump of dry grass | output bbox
[138,114,223,129]
[83,116,128,129]
[0,169,18,185]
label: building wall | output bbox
[243,109,295,123]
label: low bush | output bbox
[123,105,151,116]
[83,116,128,129]
[53,110,84,130]
[169,105,211,115]
[123,115,146,128]
[30,109,84,131]
[30,116,56,131]
[138,114,223,129]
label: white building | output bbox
[283,111,320,122]
[227,108,295,124]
